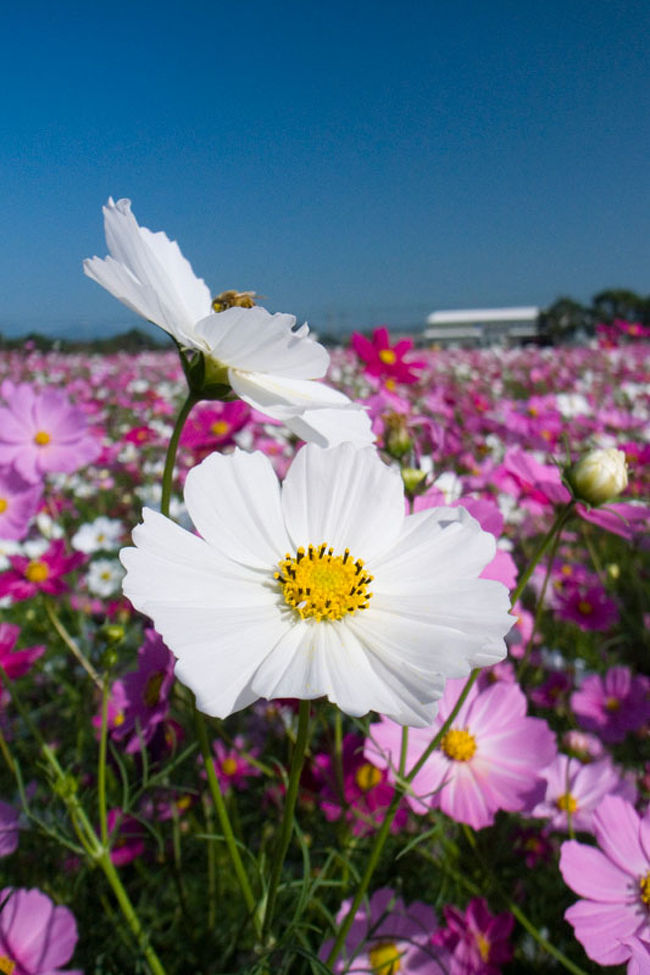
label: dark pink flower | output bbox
[555,583,619,631]
[559,795,650,967]
[210,736,262,791]
[179,401,250,453]
[571,666,650,744]
[0,383,100,484]
[0,887,81,974]
[0,541,84,602]
[351,327,425,385]
[0,624,45,683]
[0,468,42,541]
[106,808,147,867]
[432,898,514,974]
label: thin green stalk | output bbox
[262,700,311,939]
[160,392,199,518]
[98,677,110,847]
[44,598,102,688]
[327,504,575,968]
[194,708,260,935]
[517,518,565,682]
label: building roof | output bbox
[426,306,540,326]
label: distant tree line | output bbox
[537,288,650,344]
[0,328,169,353]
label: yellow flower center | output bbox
[639,871,650,905]
[577,600,593,616]
[221,757,238,776]
[556,792,578,814]
[368,942,402,974]
[25,560,49,583]
[0,956,16,975]
[143,672,165,708]
[113,711,125,727]
[440,728,477,762]
[605,696,621,712]
[0,498,7,514]
[475,932,491,962]
[275,543,373,621]
[33,430,51,446]
[378,349,397,365]
[210,420,230,436]
[355,762,382,792]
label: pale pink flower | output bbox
[0,887,81,974]
[531,754,636,833]
[0,468,42,540]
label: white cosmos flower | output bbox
[120,443,513,726]
[84,198,373,447]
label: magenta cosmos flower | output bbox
[319,887,450,973]
[0,623,45,683]
[0,383,100,484]
[0,468,42,541]
[570,666,650,744]
[351,327,425,386]
[0,887,81,974]
[559,795,650,968]
[432,897,514,975]
[0,541,84,602]
[367,678,556,829]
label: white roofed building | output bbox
[423,306,540,346]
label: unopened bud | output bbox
[568,448,628,506]
[383,413,412,459]
[401,467,428,497]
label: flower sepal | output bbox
[177,346,232,401]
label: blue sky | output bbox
[2,0,649,338]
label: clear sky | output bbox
[2,0,649,338]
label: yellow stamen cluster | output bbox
[0,956,15,975]
[378,348,397,365]
[143,672,165,708]
[605,696,621,712]
[25,560,49,583]
[355,762,382,792]
[556,792,578,814]
[368,941,402,974]
[475,932,491,962]
[0,498,7,514]
[221,757,238,777]
[640,871,650,906]
[210,420,230,436]
[441,727,477,762]
[33,430,51,446]
[275,543,373,622]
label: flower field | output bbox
[0,332,648,974]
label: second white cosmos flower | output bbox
[120,443,513,726]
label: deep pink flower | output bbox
[311,733,408,837]
[432,898,514,974]
[531,754,636,834]
[0,887,81,974]
[555,582,620,631]
[0,383,100,484]
[320,887,449,973]
[571,666,650,744]
[106,808,147,867]
[0,468,42,541]
[559,795,650,968]
[0,541,85,601]
[0,624,45,683]
[210,736,262,791]
[179,401,250,453]
[367,679,556,829]
[351,327,425,385]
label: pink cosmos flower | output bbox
[351,327,425,386]
[0,541,85,602]
[367,678,556,829]
[97,630,175,755]
[179,401,250,454]
[320,887,449,973]
[311,733,408,837]
[531,754,636,834]
[210,736,262,791]
[559,795,650,968]
[0,623,45,683]
[0,802,19,857]
[570,666,650,744]
[431,898,514,974]
[0,887,81,974]
[106,808,147,867]
[0,468,42,541]
[0,383,100,484]
[555,582,620,631]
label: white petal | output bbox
[194,306,329,377]
[282,405,375,448]
[183,449,291,569]
[281,443,404,561]
[371,506,496,590]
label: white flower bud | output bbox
[569,448,628,505]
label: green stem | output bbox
[517,518,565,682]
[160,392,199,519]
[194,708,260,935]
[44,598,102,689]
[98,678,110,847]
[262,700,311,939]
[327,504,575,968]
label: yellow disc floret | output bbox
[556,792,578,814]
[368,941,402,974]
[25,560,49,583]
[0,955,16,975]
[378,349,397,365]
[210,420,230,436]
[0,498,7,514]
[275,543,373,621]
[640,871,650,906]
[441,727,477,762]
[355,762,383,792]
[33,430,51,446]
